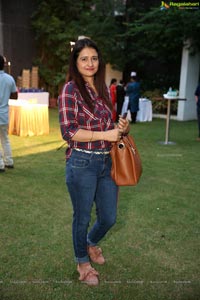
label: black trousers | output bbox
[197,107,200,137]
[131,112,137,123]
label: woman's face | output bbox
[76,47,99,81]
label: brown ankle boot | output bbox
[88,246,105,265]
[77,262,99,286]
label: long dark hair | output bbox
[0,55,5,70]
[66,38,112,111]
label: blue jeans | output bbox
[66,149,118,264]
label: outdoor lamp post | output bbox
[8,61,11,74]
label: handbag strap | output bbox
[123,135,136,154]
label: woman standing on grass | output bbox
[109,78,117,122]
[58,38,129,286]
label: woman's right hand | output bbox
[103,128,123,142]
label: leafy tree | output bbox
[31,0,92,95]
[32,0,126,96]
[122,5,200,90]
[32,0,200,95]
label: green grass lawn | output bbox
[0,109,199,300]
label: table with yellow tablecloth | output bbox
[8,100,49,136]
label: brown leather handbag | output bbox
[110,135,142,186]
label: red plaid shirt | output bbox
[58,81,114,159]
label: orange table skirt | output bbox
[9,103,49,137]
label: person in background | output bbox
[109,78,117,122]
[126,72,140,123]
[116,79,125,121]
[194,83,200,141]
[0,55,18,172]
[58,38,129,286]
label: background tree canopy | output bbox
[31,0,200,96]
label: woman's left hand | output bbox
[118,115,130,135]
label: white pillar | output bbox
[177,41,200,121]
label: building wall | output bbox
[105,63,122,87]
[0,0,36,80]
[0,0,4,54]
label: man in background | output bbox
[0,55,18,172]
[126,72,140,124]
[116,80,125,122]
[194,83,200,141]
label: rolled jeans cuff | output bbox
[75,255,90,264]
[87,237,97,247]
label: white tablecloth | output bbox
[122,97,152,122]
[17,92,49,105]
[136,98,152,122]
